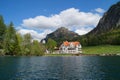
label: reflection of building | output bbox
[59,41,82,54]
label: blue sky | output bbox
[0,0,119,41]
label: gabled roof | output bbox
[63,41,69,46]
[63,41,80,46]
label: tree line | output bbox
[78,28,120,46]
[0,15,57,56]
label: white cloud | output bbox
[75,28,93,35]
[22,8,101,29]
[17,29,52,41]
[95,8,105,13]
[75,29,88,35]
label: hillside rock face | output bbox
[44,27,79,44]
[88,2,120,35]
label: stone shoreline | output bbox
[74,53,120,56]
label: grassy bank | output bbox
[83,45,120,54]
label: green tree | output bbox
[22,33,32,55]
[31,40,45,56]
[14,33,23,55]
[3,22,17,55]
[46,38,57,52]
[0,15,6,48]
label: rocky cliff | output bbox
[88,1,120,35]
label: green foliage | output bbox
[31,40,45,56]
[22,33,32,55]
[0,49,5,56]
[0,15,6,48]
[80,29,120,46]
[3,22,17,55]
[46,38,57,52]
[14,33,23,55]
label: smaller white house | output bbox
[59,41,82,54]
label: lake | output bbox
[0,56,120,80]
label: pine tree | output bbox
[0,15,6,48]
[4,22,16,55]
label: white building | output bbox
[59,41,82,54]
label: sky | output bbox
[0,0,120,41]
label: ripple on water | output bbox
[0,56,120,80]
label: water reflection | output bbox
[0,56,21,80]
[0,56,120,80]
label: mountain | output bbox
[88,1,120,35]
[44,27,79,45]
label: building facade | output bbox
[59,41,82,54]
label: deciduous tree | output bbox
[31,40,45,56]
[46,38,57,52]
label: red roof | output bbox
[63,41,80,46]
[63,41,69,46]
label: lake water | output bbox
[0,56,120,80]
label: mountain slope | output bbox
[44,27,79,45]
[88,1,120,35]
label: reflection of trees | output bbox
[0,57,21,79]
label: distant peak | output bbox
[57,27,68,30]
[117,1,120,5]
[56,27,69,32]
